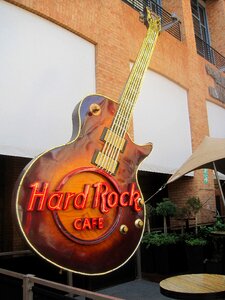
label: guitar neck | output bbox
[112,9,161,137]
[92,9,161,175]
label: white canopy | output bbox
[167,136,225,184]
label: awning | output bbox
[167,136,225,184]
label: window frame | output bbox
[191,0,210,44]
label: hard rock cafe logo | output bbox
[26,179,141,237]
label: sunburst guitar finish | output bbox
[15,95,151,275]
[14,9,161,275]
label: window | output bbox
[191,0,214,63]
[192,0,209,43]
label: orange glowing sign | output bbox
[14,8,160,275]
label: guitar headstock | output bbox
[139,7,161,32]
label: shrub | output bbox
[142,232,179,248]
[185,236,207,246]
[213,218,225,232]
[156,198,177,233]
[186,196,202,234]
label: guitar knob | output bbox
[120,224,128,235]
[135,219,144,228]
[138,198,144,207]
[89,103,101,116]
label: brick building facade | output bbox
[1,0,225,251]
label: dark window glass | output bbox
[191,0,214,63]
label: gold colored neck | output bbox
[94,9,161,175]
[114,9,161,136]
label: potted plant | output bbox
[156,198,177,234]
[184,234,207,273]
[142,232,180,275]
[185,236,207,247]
[204,218,225,274]
[186,196,202,234]
[142,232,179,248]
[176,206,193,233]
[213,218,225,232]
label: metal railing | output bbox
[122,0,182,41]
[0,268,123,300]
[0,250,32,257]
[195,35,225,71]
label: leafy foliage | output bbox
[198,225,214,238]
[186,197,202,215]
[156,198,177,217]
[156,198,177,233]
[145,204,155,218]
[185,236,207,246]
[142,232,179,248]
[213,218,225,231]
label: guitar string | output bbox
[97,32,150,171]
[113,18,161,146]
[96,27,151,171]
[109,30,159,171]
[117,30,159,138]
[97,15,160,173]
[107,25,160,170]
[118,32,157,132]
[105,31,156,173]
[112,15,160,135]
[106,20,160,172]
[98,21,158,173]
[99,34,152,172]
[116,19,161,139]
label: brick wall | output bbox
[207,0,225,57]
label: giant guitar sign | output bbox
[14,8,161,275]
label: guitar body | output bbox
[15,94,152,275]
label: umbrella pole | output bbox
[213,162,225,208]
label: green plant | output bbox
[185,236,207,246]
[186,196,202,234]
[184,234,207,273]
[213,218,225,232]
[176,206,189,218]
[175,206,192,233]
[198,225,214,239]
[156,198,177,234]
[142,232,179,248]
[186,196,202,213]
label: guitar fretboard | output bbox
[95,9,161,174]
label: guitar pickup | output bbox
[100,128,127,152]
[92,150,119,175]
